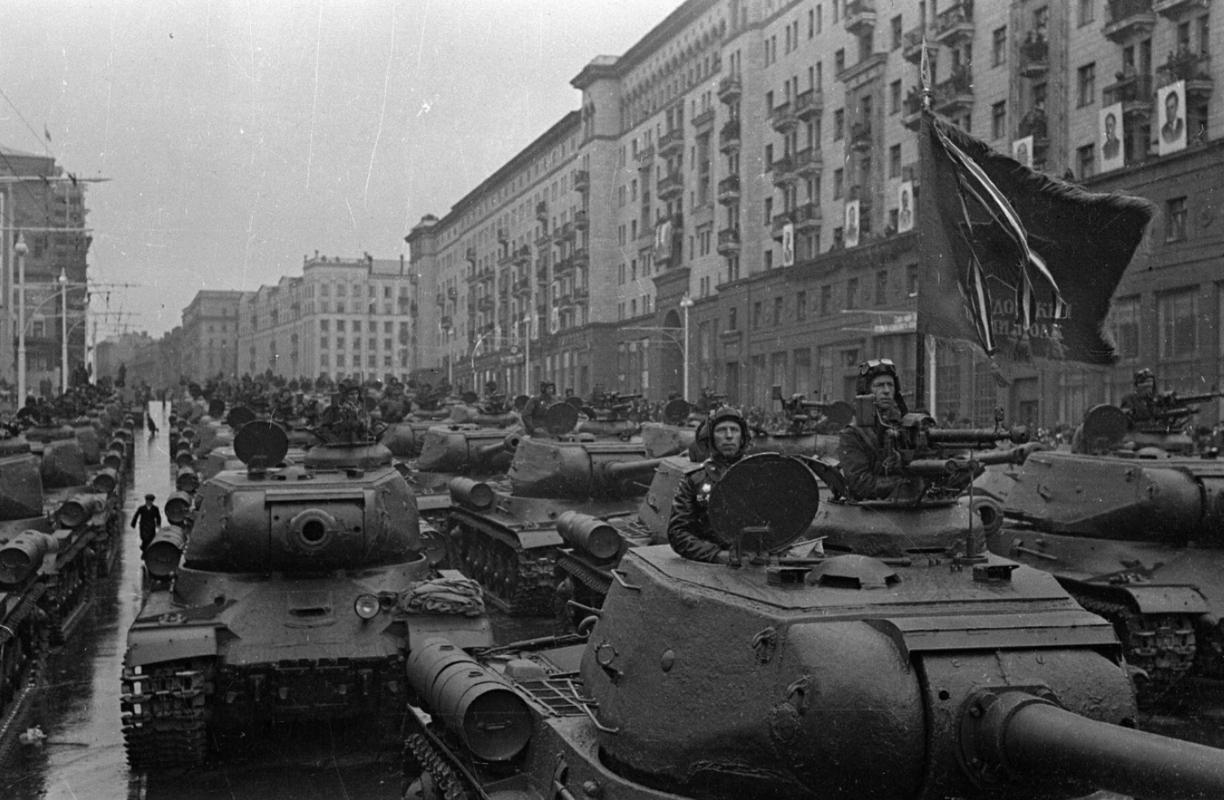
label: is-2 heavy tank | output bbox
[402,424,520,518]
[992,403,1224,690]
[120,409,494,770]
[446,410,662,616]
[402,454,1224,800]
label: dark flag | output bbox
[917,108,1154,364]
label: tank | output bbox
[447,433,663,616]
[402,425,520,517]
[403,455,1224,800]
[120,413,494,769]
[992,425,1224,690]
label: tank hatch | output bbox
[807,554,900,589]
[708,453,820,558]
[234,420,290,471]
[543,402,579,435]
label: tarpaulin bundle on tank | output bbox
[397,575,485,617]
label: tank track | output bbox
[403,731,474,800]
[1075,594,1196,686]
[454,519,557,616]
[120,657,214,769]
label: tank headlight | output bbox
[354,594,381,620]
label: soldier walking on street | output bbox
[131,494,162,552]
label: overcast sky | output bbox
[0,0,676,340]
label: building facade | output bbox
[181,290,246,383]
[0,145,91,396]
[235,254,418,384]
[415,0,1222,428]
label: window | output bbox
[1108,295,1140,360]
[1166,197,1188,242]
[889,144,902,178]
[336,320,346,332]
[320,319,329,332]
[875,270,888,304]
[820,284,832,314]
[833,168,844,199]
[891,16,902,49]
[834,48,845,74]
[1076,63,1095,108]
[1077,143,1095,179]
[890,79,901,114]
[321,337,329,349]
[1078,0,1094,26]
[728,307,738,330]
[992,27,1007,66]
[796,291,808,320]
[752,301,762,329]
[773,296,784,325]
[833,108,845,140]
[991,101,1007,139]
[1158,288,1197,358]
[846,278,859,309]
[907,264,919,296]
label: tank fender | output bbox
[1066,580,1211,617]
[125,625,217,668]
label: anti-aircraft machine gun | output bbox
[403,454,1224,800]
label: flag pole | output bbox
[915,37,934,414]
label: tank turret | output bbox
[404,457,1224,800]
[415,426,520,474]
[123,400,492,770]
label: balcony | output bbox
[554,255,574,275]
[718,73,741,103]
[844,0,876,36]
[932,67,974,115]
[794,202,822,230]
[933,2,974,46]
[562,221,576,240]
[1155,0,1211,16]
[1102,72,1154,119]
[719,120,741,153]
[1019,33,1049,79]
[572,286,589,302]
[658,128,684,156]
[552,225,566,244]
[536,201,548,220]
[572,247,590,268]
[535,230,551,247]
[794,147,822,176]
[658,171,684,200]
[770,101,797,132]
[574,209,589,230]
[514,245,532,265]
[692,106,715,129]
[497,248,514,267]
[771,212,792,240]
[850,121,873,153]
[464,247,477,264]
[572,170,590,192]
[1158,50,1214,100]
[902,25,931,63]
[717,174,741,205]
[902,86,925,131]
[497,228,508,243]
[537,262,550,281]
[636,143,655,168]
[514,277,531,296]
[1103,0,1157,43]
[447,286,458,299]
[1017,109,1050,160]
[716,227,741,255]
[794,89,823,120]
[435,292,445,307]
[440,315,453,329]
[770,155,797,186]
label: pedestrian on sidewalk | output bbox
[131,494,161,552]
[146,414,158,436]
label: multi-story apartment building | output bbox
[0,145,91,395]
[181,290,246,383]
[235,253,418,383]
[411,0,1224,428]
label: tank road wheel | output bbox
[499,549,519,598]
[1077,595,1197,688]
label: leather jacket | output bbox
[837,423,908,500]
[667,453,741,562]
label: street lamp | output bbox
[679,293,694,401]
[58,268,68,393]
[14,234,27,403]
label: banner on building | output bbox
[1011,135,1034,168]
[654,218,673,263]
[1157,79,1187,156]
[918,108,1154,364]
[1099,101,1124,173]
[844,200,861,249]
[897,181,915,233]
[781,222,795,266]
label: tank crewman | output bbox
[838,358,923,501]
[1120,368,1158,424]
[667,406,752,563]
[520,381,556,435]
[131,494,162,552]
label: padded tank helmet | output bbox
[855,358,910,415]
[1133,368,1156,386]
[698,405,753,454]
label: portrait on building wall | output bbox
[1099,102,1124,173]
[1011,135,1034,168]
[1157,80,1187,156]
[844,200,860,249]
[781,222,795,266]
[897,181,914,233]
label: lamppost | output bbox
[679,293,694,401]
[59,268,68,393]
[14,234,27,403]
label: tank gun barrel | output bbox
[474,433,521,462]
[1164,388,1224,406]
[925,425,1029,447]
[969,691,1224,800]
[600,458,664,483]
